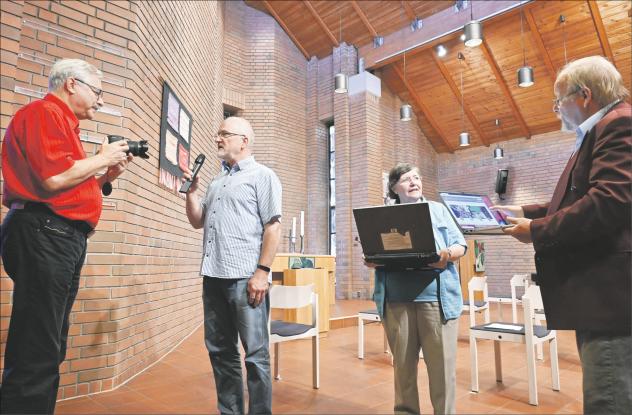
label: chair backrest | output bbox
[521,285,544,338]
[510,274,530,323]
[269,284,315,309]
[468,276,489,327]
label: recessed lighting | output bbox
[436,44,448,58]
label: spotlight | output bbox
[436,44,448,58]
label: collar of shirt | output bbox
[44,93,80,134]
[573,100,620,153]
[221,155,255,173]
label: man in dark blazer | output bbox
[495,55,631,414]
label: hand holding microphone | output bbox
[180,154,206,194]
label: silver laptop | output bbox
[439,191,512,235]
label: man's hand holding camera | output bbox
[99,136,134,181]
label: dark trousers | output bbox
[576,330,632,415]
[202,277,272,415]
[0,208,87,414]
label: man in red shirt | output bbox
[1,58,134,414]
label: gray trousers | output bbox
[576,330,632,415]
[202,277,271,415]
[384,302,459,415]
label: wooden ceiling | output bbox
[246,1,632,153]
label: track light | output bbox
[410,17,423,32]
[436,44,448,58]
[373,36,384,48]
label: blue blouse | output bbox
[373,200,467,321]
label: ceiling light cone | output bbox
[518,65,534,87]
[459,132,470,146]
[334,73,348,94]
[494,146,504,159]
[464,20,483,47]
[400,104,412,121]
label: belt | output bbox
[10,201,94,237]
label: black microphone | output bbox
[179,154,206,194]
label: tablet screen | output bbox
[439,192,507,227]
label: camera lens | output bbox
[107,135,149,159]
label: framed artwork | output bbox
[159,82,193,192]
[474,240,485,272]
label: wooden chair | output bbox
[269,284,319,389]
[469,283,560,405]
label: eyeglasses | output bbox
[397,174,421,185]
[211,131,246,140]
[74,78,103,99]
[552,87,581,107]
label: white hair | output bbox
[48,58,102,92]
[556,56,629,107]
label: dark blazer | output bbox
[523,101,631,333]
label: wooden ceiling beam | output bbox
[431,51,489,146]
[480,40,531,139]
[524,7,557,81]
[359,0,528,70]
[392,64,455,152]
[350,1,378,38]
[402,1,416,21]
[304,1,338,47]
[261,0,310,59]
[587,1,615,65]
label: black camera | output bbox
[107,135,149,159]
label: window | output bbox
[328,124,336,256]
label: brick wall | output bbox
[223,1,307,252]
[438,130,576,296]
[1,0,224,399]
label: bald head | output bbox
[222,117,255,146]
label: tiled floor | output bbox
[56,303,583,414]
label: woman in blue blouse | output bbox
[369,163,467,414]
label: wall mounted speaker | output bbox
[495,169,509,195]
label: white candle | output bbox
[291,217,296,238]
[300,211,304,236]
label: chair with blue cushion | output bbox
[469,282,560,405]
[269,284,319,389]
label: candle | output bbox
[300,211,304,237]
[291,217,296,238]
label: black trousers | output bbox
[0,206,88,414]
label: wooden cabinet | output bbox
[282,268,330,333]
[272,254,336,306]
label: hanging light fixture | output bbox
[400,52,412,121]
[517,8,534,87]
[458,52,470,146]
[463,0,482,47]
[493,119,504,159]
[334,14,347,94]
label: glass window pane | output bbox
[330,180,335,206]
[330,233,336,256]
[329,154,335,179]
[330,207,336,233]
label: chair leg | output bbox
[494,340,503,383]
[535,317,544,360]
[312,334,320,389]
[358,317,364,359]
[470,335,479,393]
[550,337,560,391]
[274,343,281,381]
[526,341,538,405]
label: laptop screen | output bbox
[439,192,507,228]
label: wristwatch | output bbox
[257,264,271,273]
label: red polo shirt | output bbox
[2,94,102,227]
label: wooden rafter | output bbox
[402,1,416,21]
[392,64,455,152]
[350,1,378,38]
[481,40,531,139]
[262,0,310,59]
[587,1,615,65]
[304,1,338,46]
[525,7,557,81]
[431,51,489,146]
